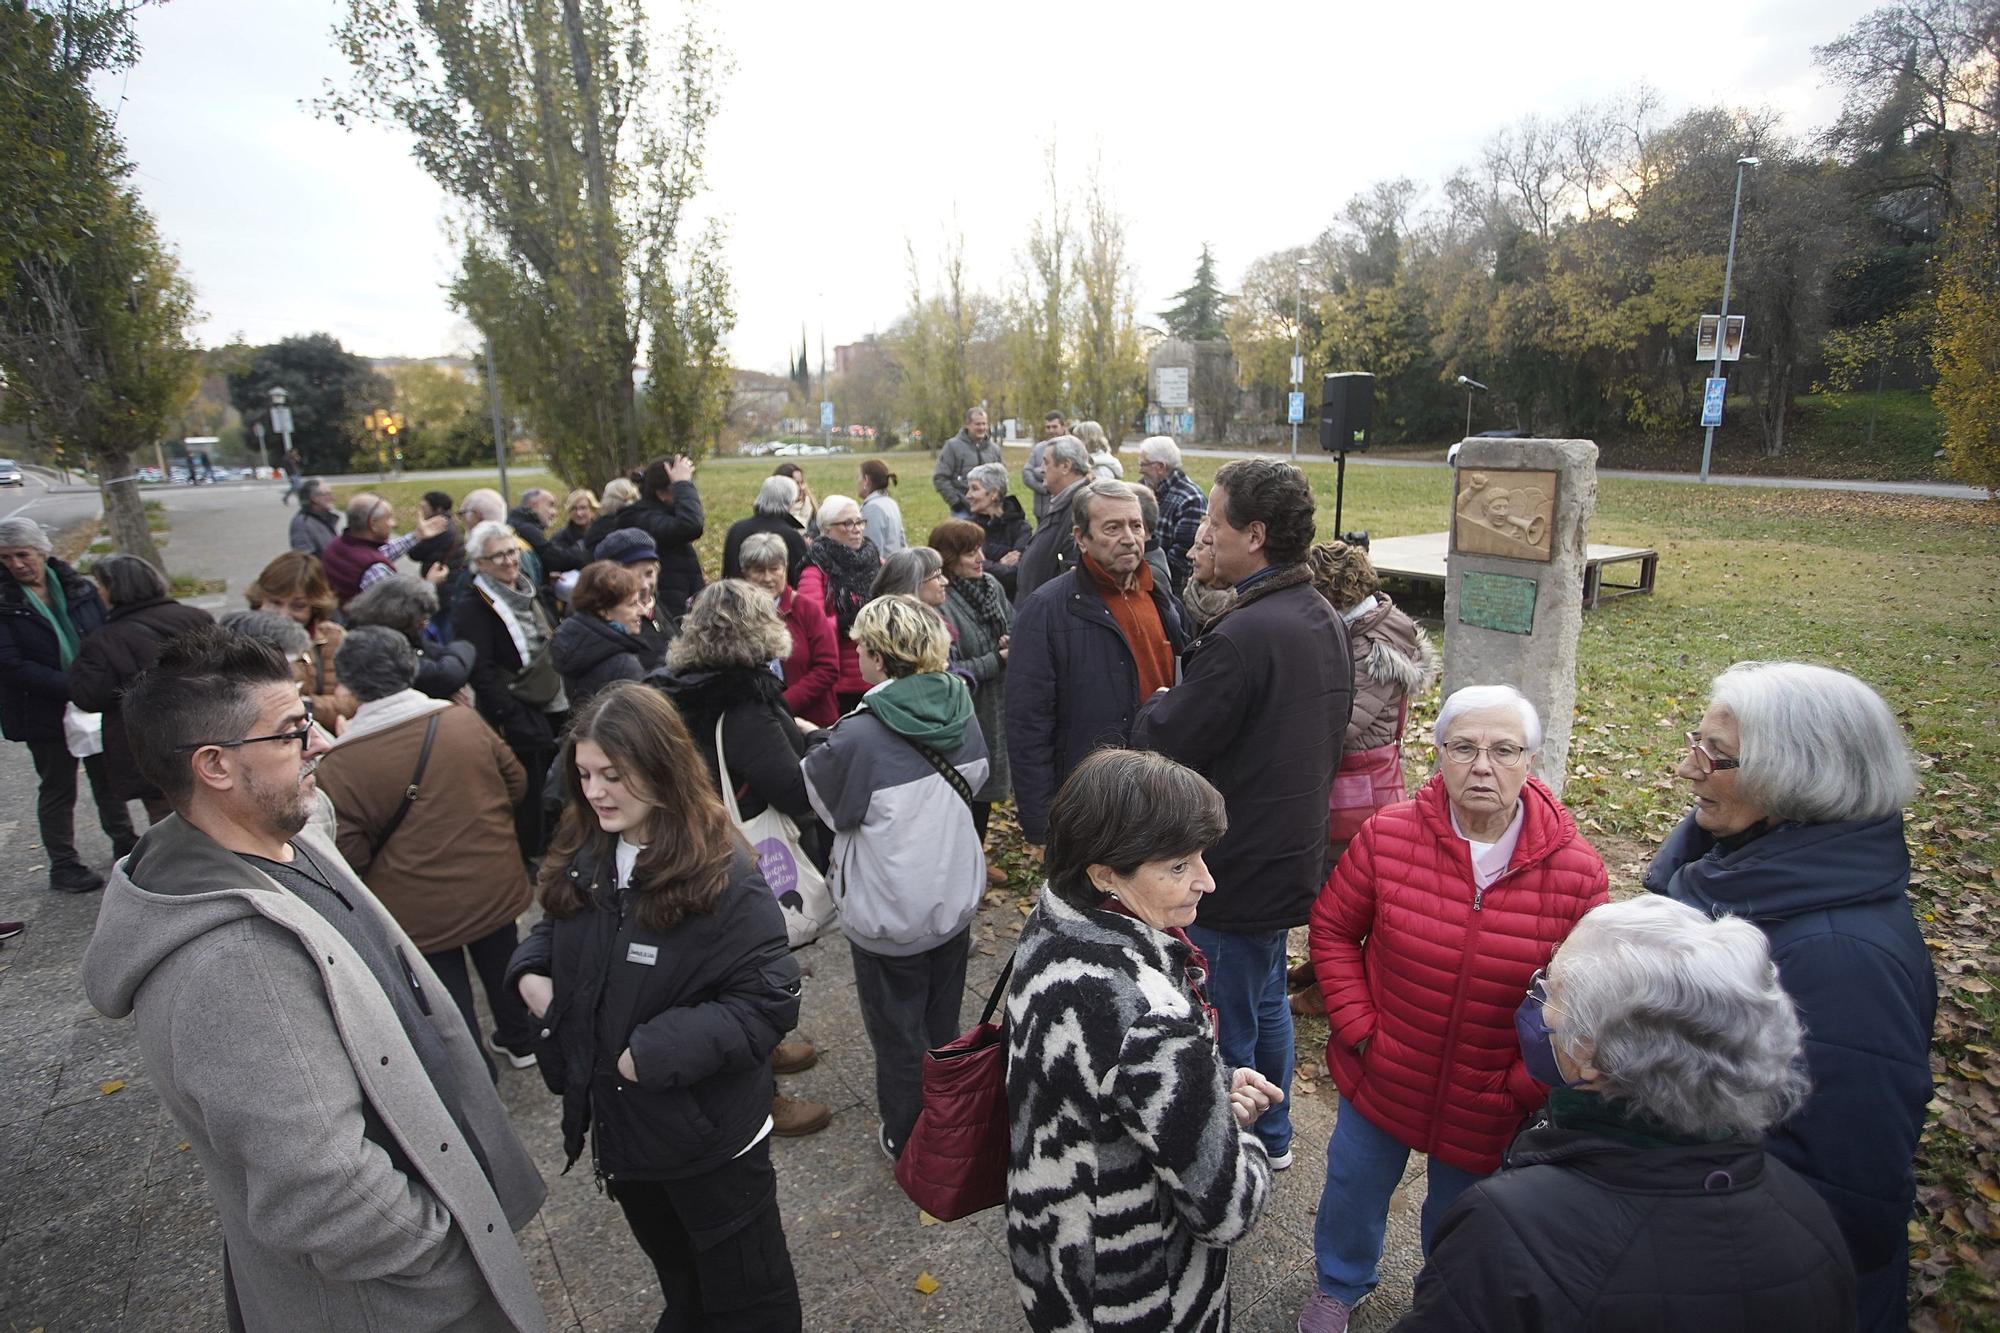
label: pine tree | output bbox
[1160,243,1228,341]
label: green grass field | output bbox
[339,452,2000,1322]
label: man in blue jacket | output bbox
[1005,481,1188,851]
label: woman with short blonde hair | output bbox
[801,593,989,1158]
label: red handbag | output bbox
[1328,702,1410,845]
[894,957,1013,1221]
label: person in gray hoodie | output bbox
[801,594,988,1159]
[81,625,548,1333]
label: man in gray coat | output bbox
[288,478,340,557]
[82,625,548,1333]
[932,406,1002,515]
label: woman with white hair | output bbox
[451,519,567,859]
[1646,661,1932,1333]
[0,516,136,892]
[1394,895,1857,1331]
[720,473,809,583]
[801,494,880,713]
[1301,684,1609,1333]
[962,462,1033,597]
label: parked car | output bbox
[0,459,22,487]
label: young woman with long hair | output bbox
[506,682,804,1332]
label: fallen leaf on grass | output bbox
[99,1080,124,1096]
[914,1272,940,1295]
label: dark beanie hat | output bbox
[593,529,658,565]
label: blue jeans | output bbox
[1185,925,1293,1157]
[1313,1095,1484,1305]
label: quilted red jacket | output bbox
[1309,772,1608,1174]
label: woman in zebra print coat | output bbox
[1006,749,1281,1332]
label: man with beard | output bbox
[82,626,548,1332]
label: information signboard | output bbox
[1458,571,1539,636]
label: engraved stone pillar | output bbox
[1440,438,1599,795]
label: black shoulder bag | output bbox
[369,714,441,859]
[882,724,976,814]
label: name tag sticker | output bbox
[626,943,659,966]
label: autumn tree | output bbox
[1071,175,1144,444]
[892,234,990,447]
[325,1,734,486]
[0,0,199,568]
[1000,149,1072,424]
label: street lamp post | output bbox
[1289,257,1307,461]
[1699,156,1758,483]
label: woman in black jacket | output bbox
[611,454,705,619]
[452,520,568,860]
[506,684,803,1332]
[66,555,213,823]
[651,578,832,1139]
[0,517,134,893]
[1385,894,1856,1333]
[344,572,475,703]
[549,560,648,711]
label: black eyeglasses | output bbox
[1685,732,1741,776]
[173,701,316,754]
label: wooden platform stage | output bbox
[1365,532,1659,610]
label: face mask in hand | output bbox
[1515,970,1582,1089]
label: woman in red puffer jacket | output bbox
[1298,685,1607,1333]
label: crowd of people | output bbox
[0,419,1937,1333]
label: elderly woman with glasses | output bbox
[801,494,879,714]
[1300,685,1608,1333]
[1394,894,1857,1332]
[962,462,1033,597]
[1646,662,1931,1333]
[452,520,568,859]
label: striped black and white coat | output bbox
[1005,887,1273,1332]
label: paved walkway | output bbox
[0,484,1428,1330]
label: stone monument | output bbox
[1440,437,1598,795]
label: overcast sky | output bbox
[111,0,1872,375]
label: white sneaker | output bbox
[487,1034,537,1069]
[1268,1149,1295,1171]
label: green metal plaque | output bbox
[1458,571,1539,635]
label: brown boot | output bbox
[772,1039,818,1075]
[772,1092,832,1137]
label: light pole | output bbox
[1699,156,1758,483]
[1289,256,1307,460]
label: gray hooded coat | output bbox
[82,815,549,1333]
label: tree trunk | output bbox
[94,446,163,571]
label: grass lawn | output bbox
[341,452,2000,1324]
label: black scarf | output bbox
[808,535,881,632]
[1201,561,1313,633]
[946,572,1009,642]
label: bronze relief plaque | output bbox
[1453,469,1558,562]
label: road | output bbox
[2,467,106,538]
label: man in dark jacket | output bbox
[1134,459,1351,1167]
[614,454,705,619]
[1136,436,1207,592]
[287,479,339,556]
[1005,481,1189,849]
[0,518,136,892]
[508,488,586,576]
[1013,435,1092,600]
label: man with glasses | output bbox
[82,625,547,1330]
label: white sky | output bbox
[113,0,1870,375]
